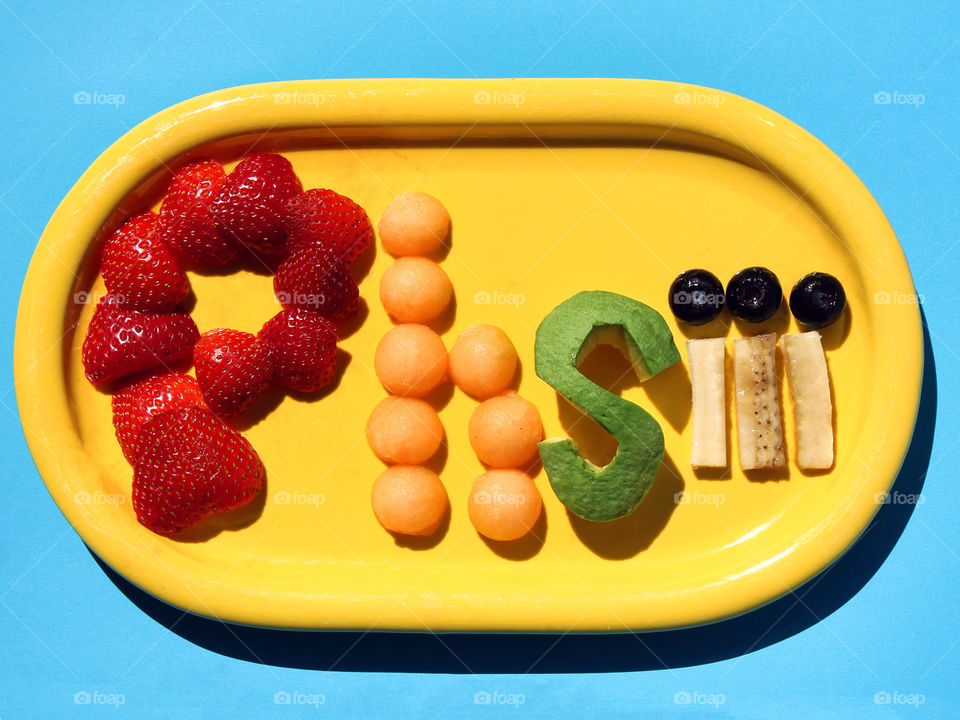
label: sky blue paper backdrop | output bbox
[1,1,958,717]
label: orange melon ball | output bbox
[379,257,453,323]
[468,392,543,468]
[467,469,542,541]
[372,465,449,536]
[448,324,518,399]
[378,192,450,257]
[374,324,449,397]
[366,397,444,464]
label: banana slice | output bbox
[733,333,785,470]
[780,332,834,469]
[686,338,726,468]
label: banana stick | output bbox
[686,338,727,468]
[780,332,834,469]
[733,333,785,470]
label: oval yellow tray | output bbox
[14,79,922,632]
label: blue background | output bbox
[2,1,958,717]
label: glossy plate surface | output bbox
[14,79,922,631]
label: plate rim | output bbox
[14,78,923,631]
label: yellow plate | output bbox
[14,79,922,631]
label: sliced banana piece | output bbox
[686,338,726,468]
[780,332,834,469]
[733,333,785,470]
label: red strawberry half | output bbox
[283,188,373,266]
[81,294,200,385]
[273,246,359,321]
[193,328,274,417]
[112,372,206,463]
[209,153,302,257]
[101,212,190,311]
[132,405,265,535]
[158,159,238,267]
[259,308,338,393]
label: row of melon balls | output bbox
[366,192,544,543]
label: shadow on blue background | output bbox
[91,312,936,674]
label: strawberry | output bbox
[112,372,206,463]
[283,188,373,266]
[82,294,200,385]
[259,308,338,392]
[101,212,190,311]
[158,159,239,266]
[273,246,359,321]
[209,153,302,257]
[132,405,265,535]
[193,328,274,417]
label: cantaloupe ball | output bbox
[379,257,453,323]
[378,192,450,257]
[366,397,444,464]
[468,392,543,468]
[467,469,542,541]
[374,324,449,397]
[448,324,518,399]
[372,465,449,536]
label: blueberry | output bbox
[668,269,725,325]
[789,272,846,328]
[726,267,782,323]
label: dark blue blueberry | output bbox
[668,269,725,325]
[726,267,782,323]
[789,272,846,328]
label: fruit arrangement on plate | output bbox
[81,150,849,544]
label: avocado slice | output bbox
[535,291,680,521]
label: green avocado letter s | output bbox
[535,291,680,522]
